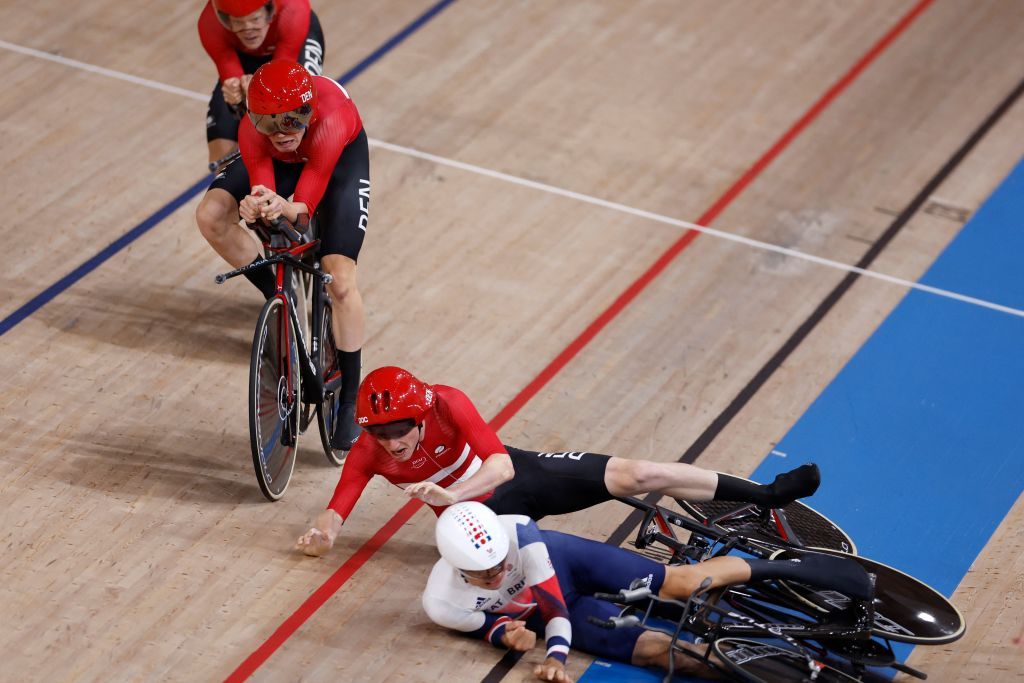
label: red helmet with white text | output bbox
[247,61,316,135]
[212,0,275,28]
[356,366,435,428]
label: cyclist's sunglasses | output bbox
[363,418,418,440]
[249,104,313,135]
[460,559,507,582]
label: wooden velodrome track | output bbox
[2,1,1022,681]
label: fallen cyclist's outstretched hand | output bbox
[500,620,536,652]
[295,527,333,557]
[534,657,571,683]
[404,481,457,507]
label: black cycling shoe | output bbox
[765,463,821,506]
[330,401,361,451]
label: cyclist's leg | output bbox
[605,458,821,507]
[496,448,613,519]
[631,631,716,676]
[661,552,873,602]
[316,129,370,449]
[197,161,281,299]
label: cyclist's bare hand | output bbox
[404,482,457,507]
[534,658,571,683]
[239,74,253,101]
[295,527,333,557]
[238,189,264,223]
[222,77,244,105]
[252,185,287,222]
[500,621,535,652]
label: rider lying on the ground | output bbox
[422,502,873,683]
[296,366,821,557]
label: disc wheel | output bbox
[249,296,300,501]
[315,298,345,466]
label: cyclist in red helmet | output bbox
[198,0,325,169]
[195,60,369,452]
[295,366,822,556]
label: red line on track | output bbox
[224,1,934,678]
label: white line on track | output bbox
[4,37,1022,320]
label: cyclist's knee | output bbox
[323,256,358,303]
[660,565,704,599]
[195,191,237,239]
[605,457,661,495]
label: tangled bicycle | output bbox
[597,494,965,682]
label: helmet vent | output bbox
[370,390,392,414]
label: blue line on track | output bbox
[0,0,457,338]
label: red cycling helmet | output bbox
[213,0,275,27]
[356,366,436,428]
[247,61,316,134]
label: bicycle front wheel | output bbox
[249,296,300,501]
[712,638,862,682]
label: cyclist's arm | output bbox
[270,0,311,62]
[296,445,374,555]
[443,387,515,501]
[517,522,572,666]
[197,4,245,81]
[292,109,360,215]
[421,564,525,649]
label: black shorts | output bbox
[208,128,370,261]
[206,11,325,143]
[484,446,612,520]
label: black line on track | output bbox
[480,71,1024,683]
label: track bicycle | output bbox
[620,484,856,564]
[215,213,346,501]
[597,497,965,681]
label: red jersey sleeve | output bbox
[292,105,361,214]
[435,386,507,460]
[198,2,245,81]
[327,438,376,519]
[238,117,278,191]
[271,0,311,62]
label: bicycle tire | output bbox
[315,297,344,466]
[769,548,966,645]
[712,638,862,682]
[249,296,300,501]
[678,493,856,554]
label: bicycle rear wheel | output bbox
[678,494,856,554]
[315,297,345,466]
[713,638,861,682]
[249,296,301,501]
[770,548,966,645]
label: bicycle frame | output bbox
[216,228,338,406]
[619,496,801,562]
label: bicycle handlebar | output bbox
[594,586,654,603]
[587,614,641,630]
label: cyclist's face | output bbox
[268,128,305,153]
[227,9,271,49]
[372,423,420,461]
[460,560,508,590]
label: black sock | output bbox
[336,348,361,404]
[744,554,873,601]
[242,255,276,299]
[714,474,772,506]
[713,464,820,507]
